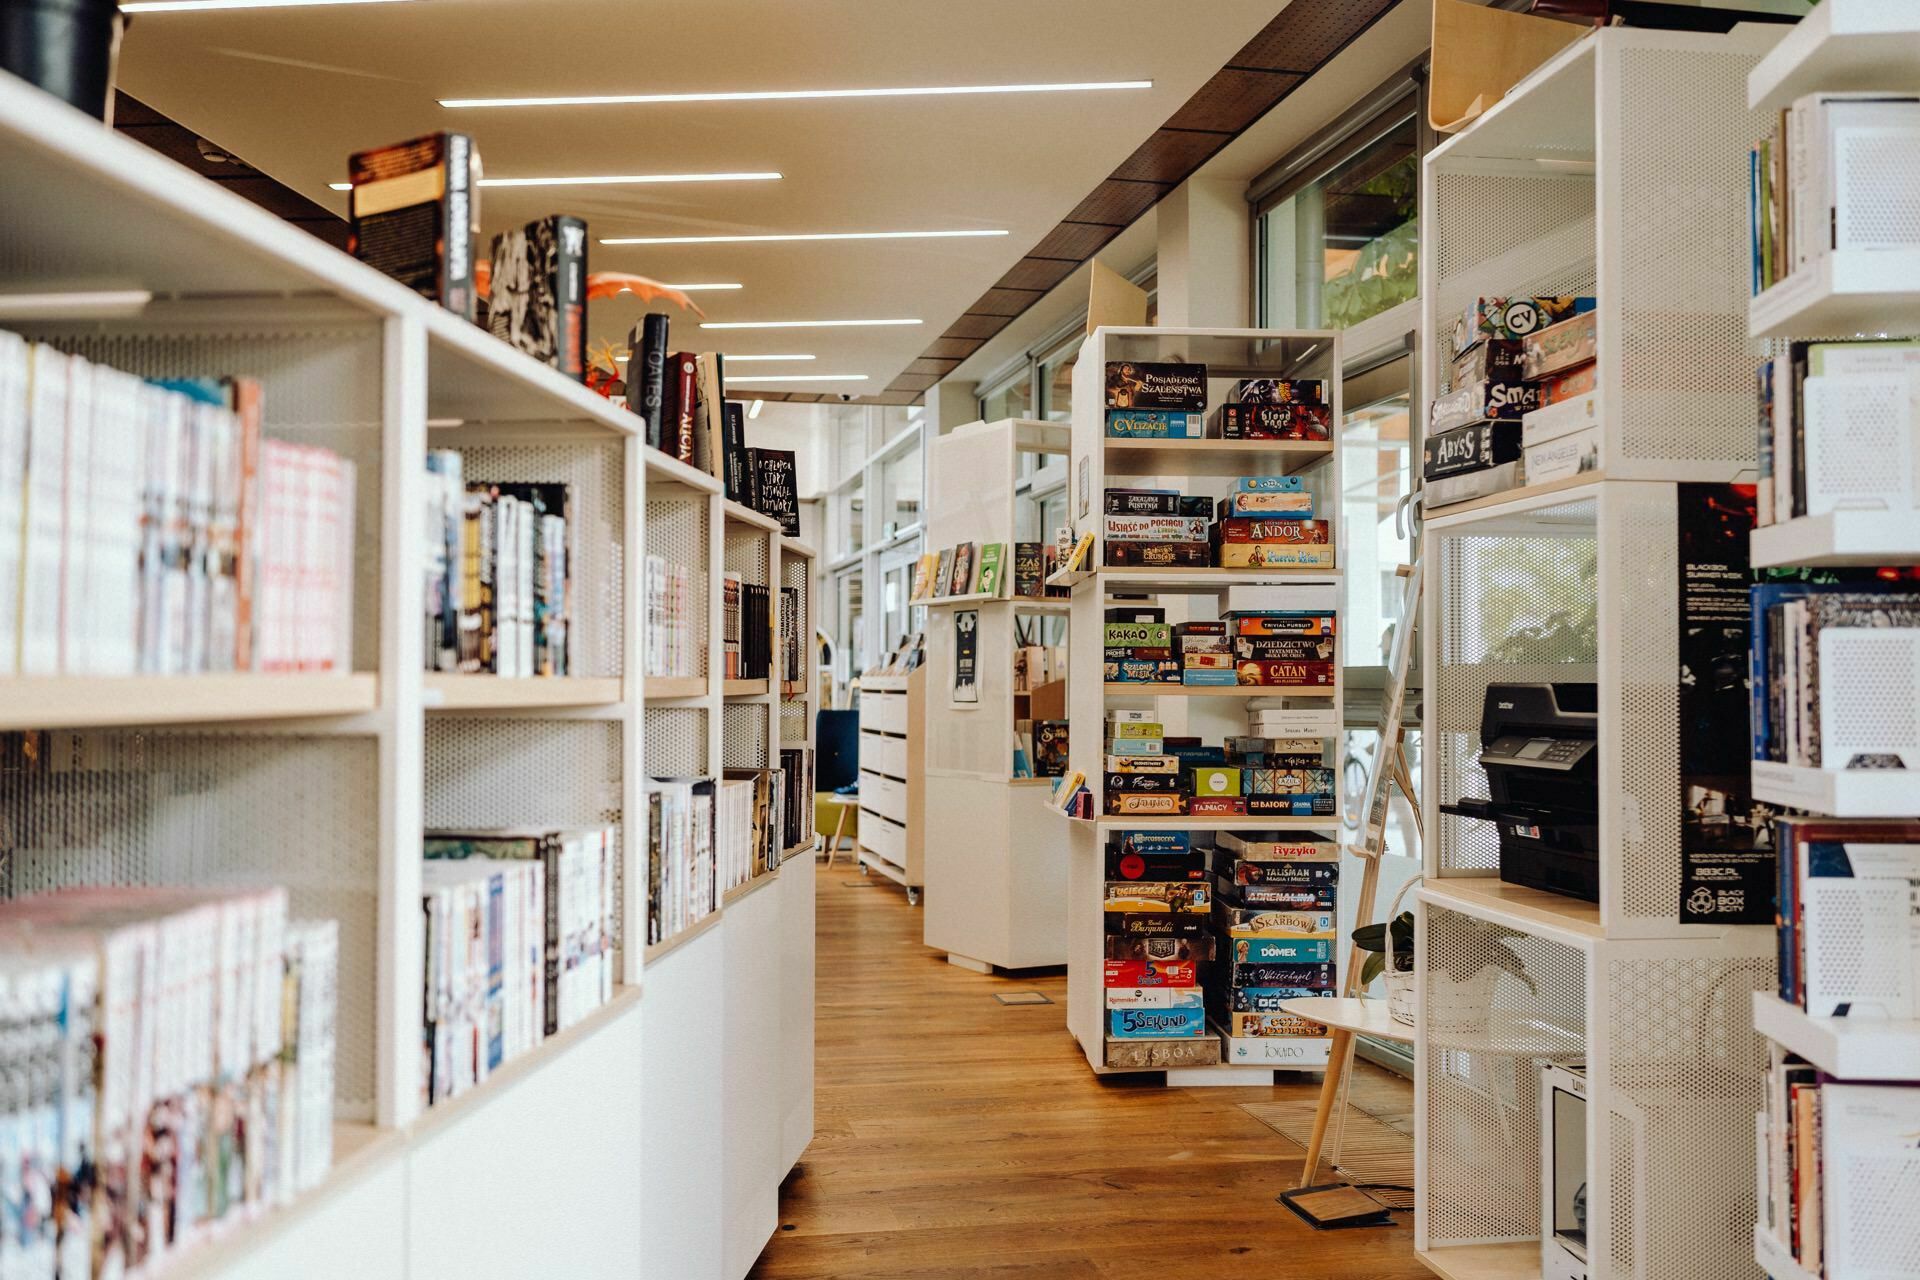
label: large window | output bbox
[978,368,1033,422]
[1257,99,1419,332]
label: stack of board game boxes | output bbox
[1102,597,1337,695]
[1101,478,1333,571]
[1100,703,1337,818]
[1104,361,1331,443]
[1104,829,1212,1048]
[1424,296,1598,509]
[1209,831,1341,1054]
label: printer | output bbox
[1442,682,1599,903]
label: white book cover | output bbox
[61,356,93,675]
[1821,1083,1920,1280]
[0,330,28,674]
[91,367,144,676]
[20,345,70,675]
[1800,837,1920,1020]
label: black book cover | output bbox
[486,215,587,380]
[750,448,800,537]
[1013,542,1045,598]
[723,400,751,505]
[626,313,670,450]
[348,132,477,319]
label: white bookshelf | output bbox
[921,418,1072,972]
[1749,509,1920,569]
[1748,0,1920,113]
[1058,324,1347,1081]
[1413,27,1784,1280]
[855,669,921,898]
[0,71,814,1280]
[1751,993,1920,1081]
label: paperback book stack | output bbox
[1424,296,1594,508]
[721,572,772,681]
[721,766,787,884]
[1207,832,1340,1046]
[716,777,757,894]
[779,585,804,690]
[643,555,694,679]
[421,826,618,1104]
[422,453,571,677]
[1753,338,1920,529]
[1748,583,1920,774]
[0,333,357,677]
[778,747,814,850]
[647,778,716,945]
[1104,830,1212,1047]
[0,887,338,1277]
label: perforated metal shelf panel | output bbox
[0,730,380,1119]
[723,703,769,771]
[644,705,709,778]
[646,494,710,678]
[457,441,624,679]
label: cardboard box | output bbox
[1424,419,1524,481]
[1216,518,1330,545]
[1102,541,1210,568]
[1189,766,1241,799]
[1104,488,1180,515]
[1181,652,1234,670]
[1215,490,1314,519]
[1103,793,1186,817]
[1217,858,1338,886]
[1105,754,1180,774]
[1229,614,1335,637]
[1105,408,1203,439]
[1188,796,1248,815]
[1231,936,1334,964]
[1430,379,1539,434]
[1246,794,1336,818]
[1217,544,1336,570]
[1105,880,1211,912]
[1104,659,1182,685]
[1231,635,1337,664]
[1215,907,1336,938]
[1105,737,1166,756]
[1104,622,1172,651]
[1218,881,1336,911]
[1520,390,1597,448]
[1104,934,1207,963]
[1105,847,1206,882]
[1211,402,1333,441]
[1233,378,1325,406]
[1538,360,1597,406]
[1106,986,1206,1009]
[1103,515,1209,543]
[1218,832,1339,860]
[1104,958,1198,987]
[1105,909,1207,937]
[1524,427,1599,486]
[1249,710,1339,737]
[1224,1010,1331,1039]
[1106,360,1207,411]
[1109,1006,1209,1038]
[1450,338,1526,388]
[1235,659,1335,688]
[1451,296,1593,355]
[1520,310,1597,380]
[1104,772,1185,796]
[1227,986,1335,1012]
[1229,962,1337,989]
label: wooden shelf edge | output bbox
[0,672,378,731]
[643,675,709,699]
[423,674,623,710]
[722,498,782,532]
[722,866,782,906]
[1422,471,1605,528]
[1418,876,1603,945]
[722,679,771,698]
[1414,1241,1541,1280]
[642,909,725,964]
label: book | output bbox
[693,354,727,477]
[933,548,956,598]
[909,553,937,601]
[347,132,478,318]
[487,215,587,380]
[948,542,976,596]
[625,313,671,451]
[975,543,1006,598]
[749,448,800,537]
[1012,542,1046,598]
[723,401,750,504]
[667,352,699,465]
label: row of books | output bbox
[420,827,617,1104]
[908,540,1074,602]
[779,584,806,691]
[419,827,618,1106]
[1750,92,1920,297]
[647,779,716,946]
[777,748,814,854]
[0,886,336,1277]
[1755,339,1920,528]
[1749,583,1919,770]
[1760,1065,1918,1280]
[1102,829,1341,1049]
[1100,700,1338,818]
[1773,816,1919,1020]
[422,453,571,677]
[1101,478,1332,570]
[1104,599,1337,691]
[644,556,697,680]
[1422,296,1598,509]
[721,573,773,682]
[1103,361,1331,442]
[1,332,356,678]
[718,767,787,892]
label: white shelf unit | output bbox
[1059,325,1346,1080]
[856,669,922,898]
[1740,21,1920,1280]
[0,72,812,1280]
[921,418,1072,971]
[1414,28,1785,1280]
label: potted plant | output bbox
[1353,894,1537,1030]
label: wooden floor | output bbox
[751,862,1433,1280]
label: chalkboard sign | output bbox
[750,448,800,537]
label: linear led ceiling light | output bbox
[440,79,1152,110]
[725,374,870,384]
[329,173,776,191]
[603,229,1005,247]
[124,0,417,11]
[700,319,920,330]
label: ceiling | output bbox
[114,0,1287,397]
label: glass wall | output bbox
[1258,105,1418,332]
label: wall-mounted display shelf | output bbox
[1059,325,1347,1081]
[0,69,815,1280]
[1748,0,1920,114]
[1749,510,1920,569]
[1751,993,1920,1081]
[922,418,1072,972]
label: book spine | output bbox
[634,314,670,451]
[672,354,698,465]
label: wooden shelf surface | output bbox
[642,909,725,964]
[1104,682,1335,698]
[0,673,377,731]
[722,678,770,698]
[424,674,622,710]
[1415,1242,1540,1280]
[644,675,709,699]
[1103,437,1334,478]
[1418,876,1603,946]
[721,499,782,532]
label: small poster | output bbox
[1675,482,1772,925]
[952,609,980,706]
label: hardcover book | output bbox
[1012,542,1046,598]
[750,448,800,537]
[667,352,699,465]
[948,542,976,596]
[487,215,587,380]
[348,132,478,318]
[625,313,670,451]
[974,542,1006,597]
[933,548,956,598]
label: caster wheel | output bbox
[907,889,920,906]
[859,863,869,876]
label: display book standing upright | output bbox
[1741,12,1920,1280]
[920,418,1073,972]
[0,68,819,1280]
[1053,326,1347,1081]
[1410,23,1794,1280]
